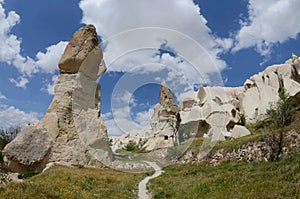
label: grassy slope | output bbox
[149,153,300,199]
[0,108,299,198]
[149,111,300,199]
[0,166,146,199]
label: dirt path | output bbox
[138,161,163,199]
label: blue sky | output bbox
[1,0,300,135]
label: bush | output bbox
[123,140,139,152]
[238,113,246,126]
[265,89,298,161]
[267,90,296,129]
[18,172,39,179]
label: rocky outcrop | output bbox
[109,128,152,153]
[180,129,300,165]
[3,25,112,172]
[58,24,106,79]
[180,55,300,141]
[143,82,181,151]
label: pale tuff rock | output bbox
[3,25,112,172]
[231,125,251,138]
[109,128,152,153]
[180,55,300,141]
[59,24,106,80]
[143,82,181,151]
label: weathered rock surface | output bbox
[231,125,251,138]
[3,25,112,172]
[143,82,181,151]
[58,24,106,80]
[178,128,300,165]
[180,55,300,141]
[109,128,152,153]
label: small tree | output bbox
[266,89,296,161]
[238,112,246,126]
[124,140,139,152]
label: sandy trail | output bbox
[138,161,163,199]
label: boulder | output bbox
[231,125,251,138]
[58,24,106,80]
[3,25,112,172]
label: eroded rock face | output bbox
[180,54,300,141]
[58,24,106,80]
[144,82,181,151]
[3,25,112,172]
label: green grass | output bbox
[0,102,299,198]
[0,166,146,199]
[149,152,300,199]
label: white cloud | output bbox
[0,2,67,89]
[0,105,39,129]
[42,75,58,95]
[105,107,152,136]
[134,110,151,127]
[233,0,300,55]
[0,2,21,64]
[102,111,112,121]
[0,92,6,100]
[79,0,232,135]
[9,41,67,89]
[35,41,68,74]
[79,0,228,83]
[103,90,154,135]
[115,90,137,107]
[9,76,29,89]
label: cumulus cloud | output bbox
[35,41,68,74]
[102,90,154,136]
[233,0,300,55]
[79,0,228,81]
[0,2,67,89]
[0,105,39,129]
[9,76,29,89]
[79,0,231,135]
[0,2,21,65]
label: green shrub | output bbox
[265,89,298,161]
[238,112,246,126]
[18,172,39,179]
[267,91,297,129]
[123,140,139,152]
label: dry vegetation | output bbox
[0,166,146,199]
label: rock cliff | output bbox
[143,82,181,151]
[3,25,112,172]
[180,55,300,141]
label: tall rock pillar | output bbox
[3,25,112,172]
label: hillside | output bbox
[1,106,299,198]
[0,166,147,199]
[148,110,300,198]
[149,152,300,198]
[0,25,300,199]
